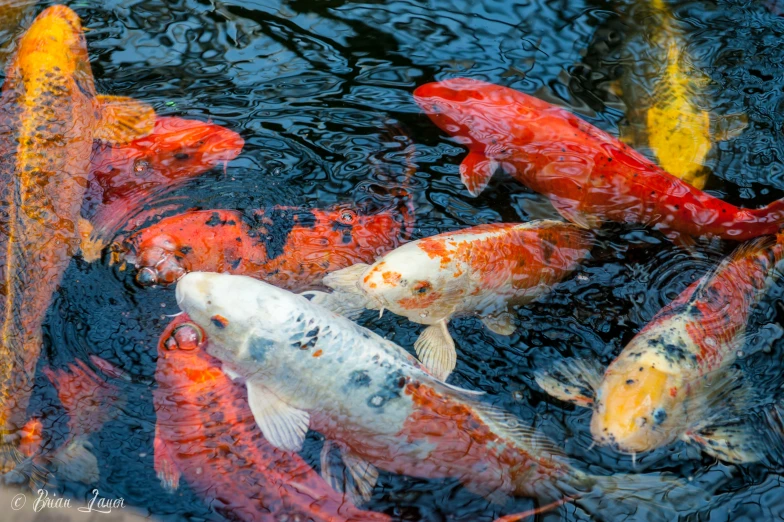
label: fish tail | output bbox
[569,471,710,522]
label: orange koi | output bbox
[0,5,154,474]
[413,77,784,245]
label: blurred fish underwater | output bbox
[0,0,784,521]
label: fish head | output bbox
[156,315,226,391]
[413,78,529,156]
[175,272,293,368]
[590,355,680,453]
[359,240,462,322]
[98,117,244,184]
[14,6,93,93]
[121,223,192,287]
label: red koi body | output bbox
[414,78,784,242]
[153,315,390,522]
[122,206,406,287]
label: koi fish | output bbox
[120,205,407,288]
[0,5,154,474]
[154,314,391,522]
[81,116,244,259]
[612,0,746,189]
[413,77,784,244]
[173,271,705,520]
[41,358,123,484]
[322,221,592,380]
[537,234,784,462]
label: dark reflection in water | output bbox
[7,0,784,520]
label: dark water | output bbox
[8,0,784,520]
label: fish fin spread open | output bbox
[246,380,309,452]
[710,112,748,142]
[299,290,370,320]
[51,436,99,484]
[535,358,602,408]
[684,424,763,463]
[548,196,601,230]
[481,311,516,335]
[320,440,378,505]
[154,424,181,492]
[478,403,567,462]
[460,151,498,196]
[94,95,155,145]
[323,263,371,295]
[222,365,243,383]
[414,321,457,381]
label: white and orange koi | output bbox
[322,221,592,380]
[538,234,784,462]
[173,271,705,520]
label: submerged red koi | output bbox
[154,314,390,522]
[413,77,784,243]
[41,358,123,484]
[82,116,244,258]
[121,205,407,288]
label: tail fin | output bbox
[573,471,711,522]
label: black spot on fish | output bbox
[653,408,667,425]
[348,370,371,388]
[229,257,242,270]
[367,369,406,411]
[206,212,224,227]
[174,152,190,160]
[249,335,275,363]
[625,379,635,385]
[210,315,229,329]
[249,208,317,261]
[180,246,192,255]
[306,327,320,338]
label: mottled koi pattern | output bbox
[0,5,153,471]
[154,314,390,522]
[121,206,406,289]
[414,78,784,243]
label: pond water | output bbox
[5,0,784,520]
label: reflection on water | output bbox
[2,0,784,520]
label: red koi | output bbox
[121,205,407,288]
[413,77,784,243]
[81,116,244,258]
[153,314,390,522]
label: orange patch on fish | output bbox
[382,271,402,286]
[313,349,323,358]
[210,315,229,329]
[418,237,453,268]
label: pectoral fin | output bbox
[535,359,603,408]
[94,95,155,144]
[51,436,99,484]
[246,380,309,452]
[482,311,516,335]
[684,424,762,463]
[711,112,748,142]
[548,196,601,230]
[323,263,371,295]
[77,217,105,263]
[300,290,371,320]
[414,321,456,381]
[320,440,379,505]
[154,424,181,492]
[460,151,498,196]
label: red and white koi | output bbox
[323,221,592,379]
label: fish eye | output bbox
[339,209,356,224]
[412,281,432,295]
